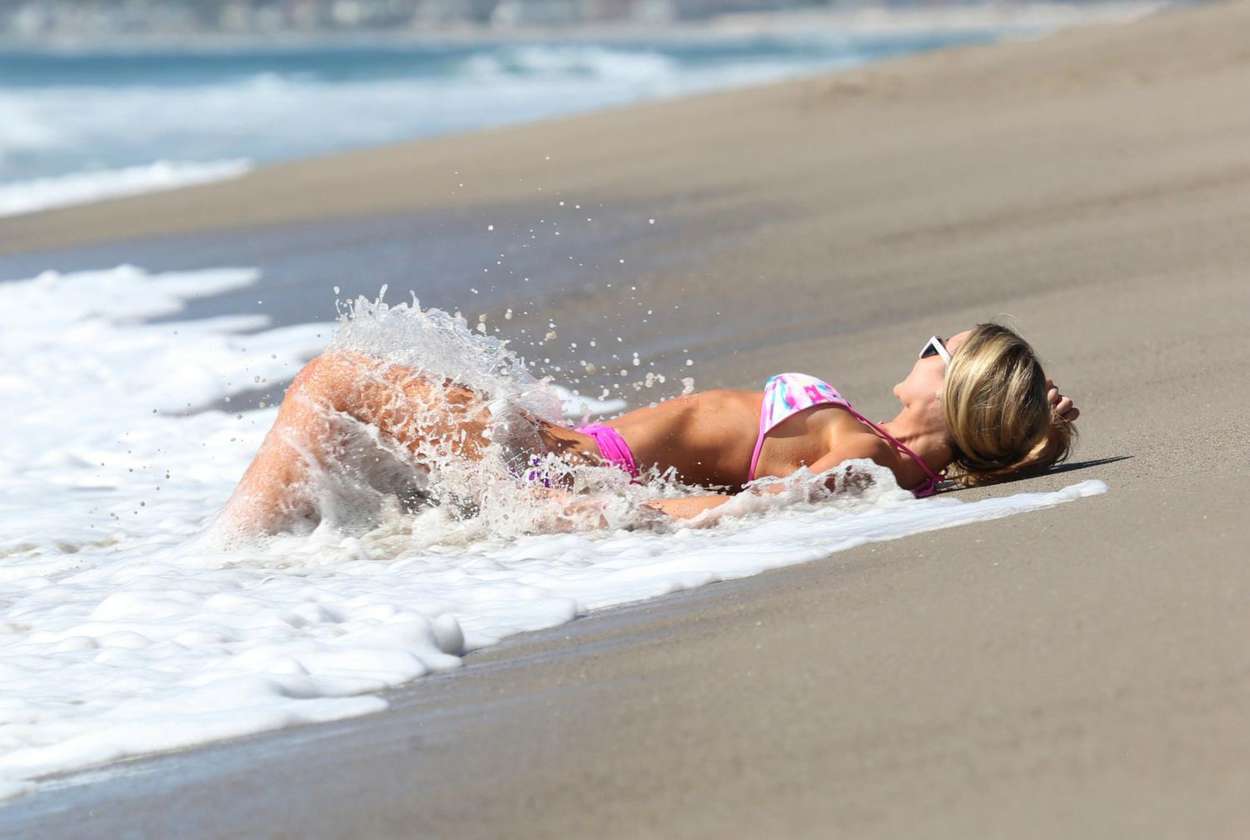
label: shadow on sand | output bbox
[939,455,1131,495]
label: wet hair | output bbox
[942,323,1077,487]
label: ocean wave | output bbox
[0,2,1175,213]
[459,43,679,81]
[0,32,957,195]
[0,159,251,217]
[0,46,821,184]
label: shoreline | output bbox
[0,0,1195,256]
[4,0,1250,833]
[0,2,1174,224]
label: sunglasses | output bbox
[920,336,952,365]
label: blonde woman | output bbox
[222,322,1081,533]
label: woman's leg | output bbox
[218,351,494,537]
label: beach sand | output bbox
[4,0,1250,835]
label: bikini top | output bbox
[748,372,945,498]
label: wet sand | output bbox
[4,0,1250,835]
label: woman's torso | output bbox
[546,386,901,489]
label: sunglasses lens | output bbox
[920,337,950,362]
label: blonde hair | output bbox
[942,323,1077,487]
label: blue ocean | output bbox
[0,3,1165,215]
[1,30,1005,212]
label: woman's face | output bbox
[893,329,973,408]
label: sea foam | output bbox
[0,264,1106,799]
[0,159,251,218]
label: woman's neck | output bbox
[876,410,955,476]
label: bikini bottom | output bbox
[575,423,640,480]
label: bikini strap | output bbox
[747,376,779,482]
[839,404,945,497]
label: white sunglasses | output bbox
[919,336,952,365]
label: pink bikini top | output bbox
[748,372,945,498]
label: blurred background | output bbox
[0,0,1167,217]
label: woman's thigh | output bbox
[312,351,495,462]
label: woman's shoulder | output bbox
[822,410,902,465]
[828,420,935,492]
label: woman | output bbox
[220,322,1080,534]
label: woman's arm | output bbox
[644,436,887,520]
[643,495,733,519]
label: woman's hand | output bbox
[1045,378,1080,422]
[560,496,610,529]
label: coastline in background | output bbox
[0,1,1169,217]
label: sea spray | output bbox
[224,289,672,542]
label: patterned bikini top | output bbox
[748,372,944,498]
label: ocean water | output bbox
[0,0,1169,216]
[0,263,1109,800]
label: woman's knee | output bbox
[287,354,345,410]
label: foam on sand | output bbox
[0,265,1106,799]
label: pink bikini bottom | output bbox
[576,423,640,479]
